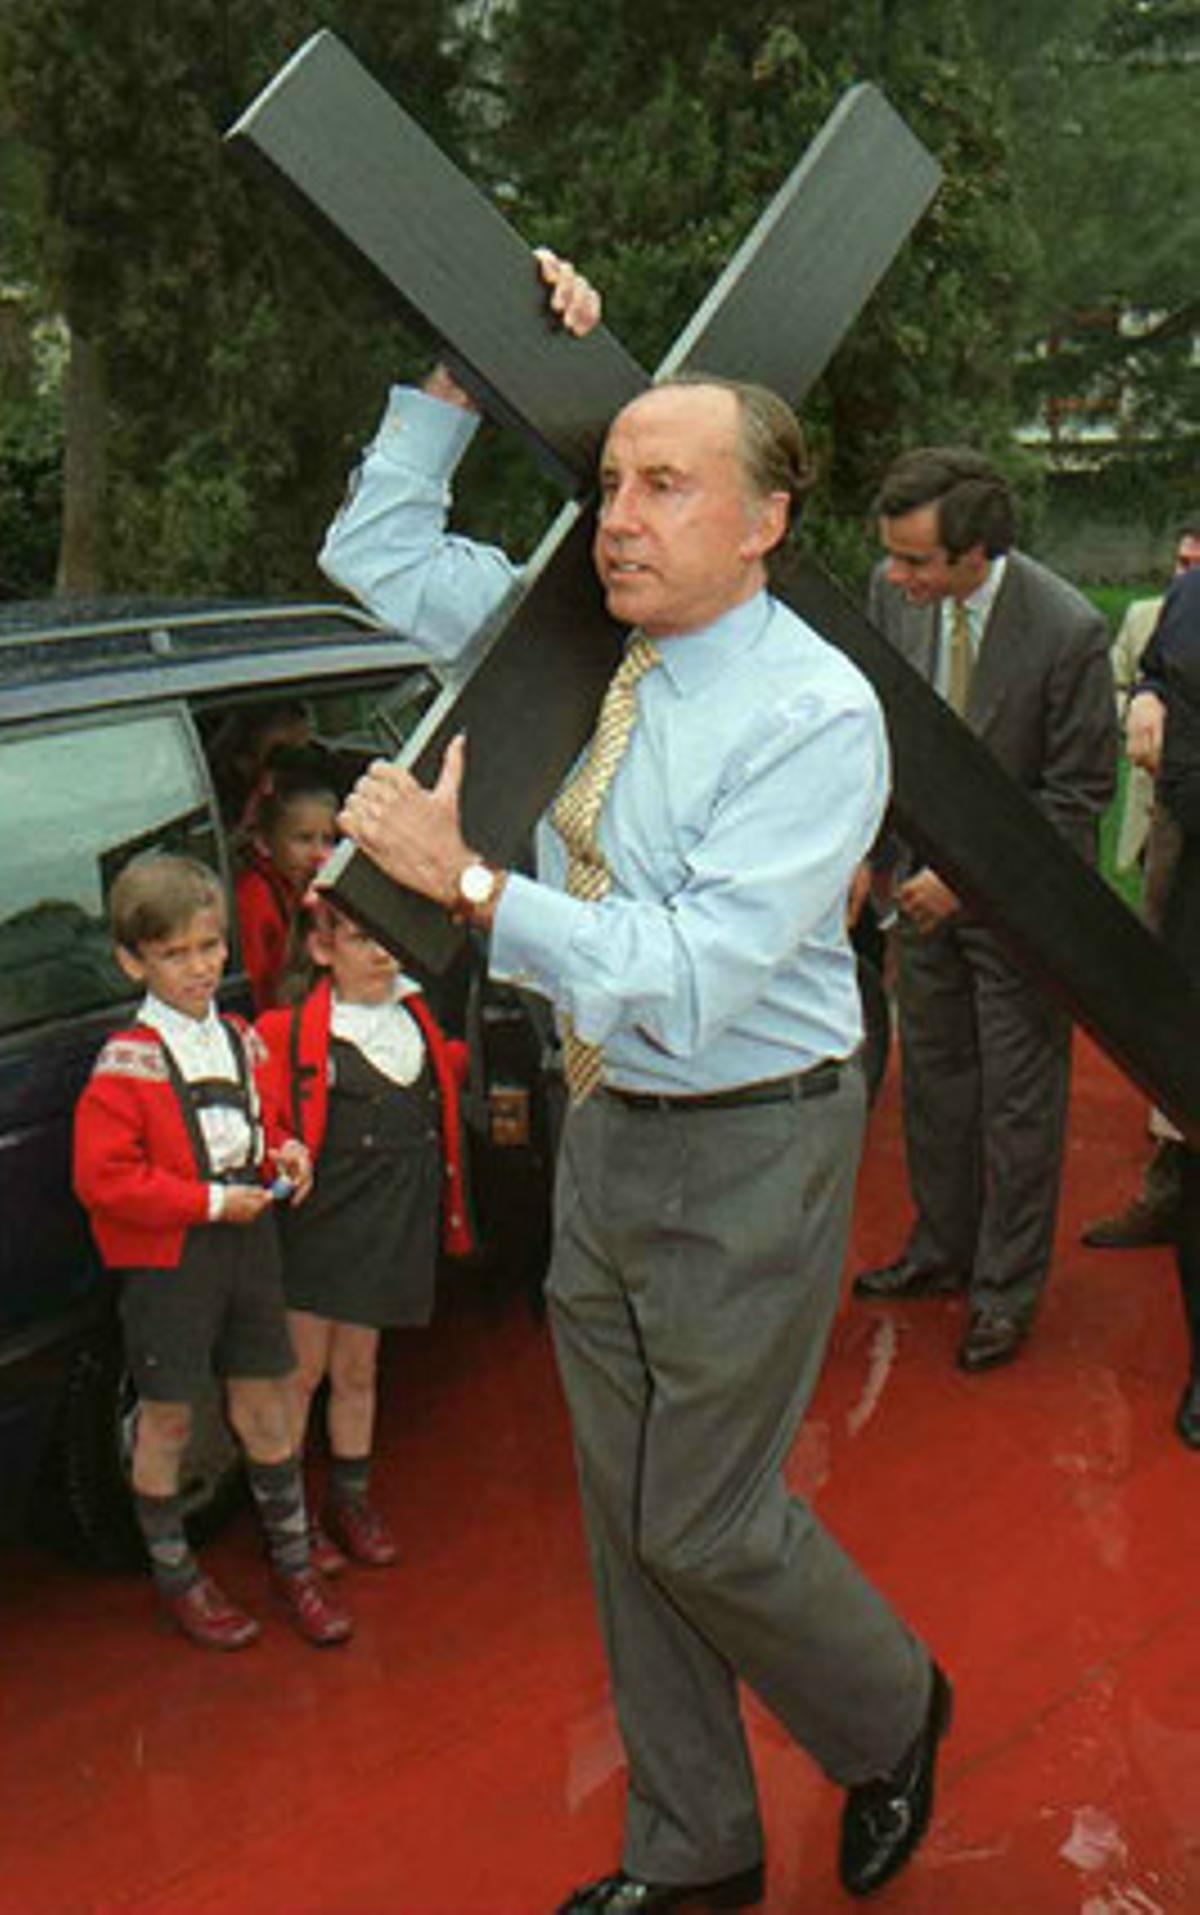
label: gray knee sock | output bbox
[246,1456,310,1575]
[134,1491,200,1596]
[328,1453,372,1508]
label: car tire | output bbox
[35,1321,244,1572]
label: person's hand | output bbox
[220,1184,274,1226]
[422,361,479,411]
[422,251,600,414]
[533,247,602,337]
[273,1140,313,1206]
[339,736,472,905]
[1127,689,1165,774]
[896,868,960,935]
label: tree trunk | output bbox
[55,328,108,597]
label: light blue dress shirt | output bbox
[322,387,890,1094]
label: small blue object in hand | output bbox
[269,1174,296,1202]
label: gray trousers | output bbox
[547,1066,930,1885]
[897,918,1071,1320]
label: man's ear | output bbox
[115,944,146,986]
[742,491,791,562]
[953,540,991,586]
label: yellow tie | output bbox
[551,634,660,1103]
[947,599,973,717]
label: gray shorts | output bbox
[118,1211,294,1402]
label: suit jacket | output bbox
[1147,570,1200,977]
[869,548,1116,869]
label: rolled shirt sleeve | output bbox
[319,385,520,664]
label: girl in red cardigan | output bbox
[235,779,338,1011]
[257,898,474,1569]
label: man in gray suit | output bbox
[855,447,1116,1372]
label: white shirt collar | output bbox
[944,553,1007,640]
[330,979,426,1087]
[139,993,227,1050]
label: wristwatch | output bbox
[456,860,498,913]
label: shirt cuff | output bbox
[207,1184,226,1223]
[490,872,587,997]
[374,386,482,476]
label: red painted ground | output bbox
[2,1036,1196,1914]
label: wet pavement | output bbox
[2,1035,1197,1913]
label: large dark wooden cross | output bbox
[230,31,1200,1140]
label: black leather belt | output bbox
[604,1059,842,1113]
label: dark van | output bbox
[0,599,556,1566]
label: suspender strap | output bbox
[143,1019,261,1178]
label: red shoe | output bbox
[308,1520,348,1578]
[161,1574,260,1651]
[272,1565,353,1647]
[324,1497,399,1568]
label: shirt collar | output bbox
[332,973,419,1009]
[646,590,774,697]
[947,553,1007,631]
[332,975,418,1020]
[139,992,223,1042]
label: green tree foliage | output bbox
[1002,0,1200,523]
[478,0,1038,584]
[0,1,462,596]
[0,137,62,596]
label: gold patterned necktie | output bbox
[947,598,973,717]
[551,633,660,1103]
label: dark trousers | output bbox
[1175,1151,1200,1376]
[896,918,1071,1321]
[547,1066,929,1885]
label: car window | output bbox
[0,712,217,1034]
[197,670,442,826]
[317,669,441,756]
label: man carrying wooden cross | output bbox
[328,253,951,1912]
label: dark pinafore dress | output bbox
[278,1036,442,1329]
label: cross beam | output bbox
[776,556,1200,1143]
[229,34,1200,1143]
[229,29,940,957]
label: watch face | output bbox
[460,862,495,906]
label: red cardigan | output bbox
[73,1018,290,1270]
[235,851,298,1012]
[256,978,476,1261]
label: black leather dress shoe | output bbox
[853,1258,965,1301]
[554,1863,765,1914]
[1081,1195,1178,1249]
[956,1310,1027,1373]
[1175,1378,1200,1448]
[839,1663,953,1898]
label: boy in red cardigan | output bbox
[73,854,352,1652]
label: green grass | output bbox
[1099,759,1142,909]
[1083,586,1143,910]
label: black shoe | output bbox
[1081,1197,1178,1249]
[554,1864,765,1914]
[1176,1379,1200,1448]
[839,1664,953,1898]
[956,1310,1027,1373]
[853,1258,965,1301]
